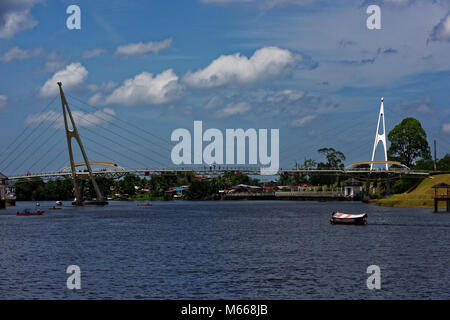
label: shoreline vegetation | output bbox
[376,173,450,209]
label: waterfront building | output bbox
[344,178,363,198]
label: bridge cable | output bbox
[68,104,170,162]
[79,133,152,168]
[69,102,172,153]
[0,96,58,167]
[280,110,375,155]
[6,114,64,174]
[281,113,377,165]
[73,119,167,167]
[67,94,172,145]
[38,148,67,174]
[2,110,62,173]
[26,135,67,173]
[280,113,376,163]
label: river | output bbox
[0,200,449,299]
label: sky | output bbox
[0,0,450,175]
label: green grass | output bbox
[130,193,166,201]
[377,174,450,208]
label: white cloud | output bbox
[204,95,222,109]
[90,69,181,106]
[362,0,415,6]
[393,98,434,114]
[0,95,7,109]
[291,114,316,127]
[0,46,43,62]
[82,48,107,59]
[0,0,40,39]
[41,52,67,72]
[115,38,172,57]
[199,0,313,9]
[251,3,450,90]
[429,12,450,43]
[39,63,88,97]
[383,0,413,5]
[266,89,305,103]
[215,102,251,118]
[86,81,118,92]
[442,123,450,134]
[24,108,116,129]
[183,46,299,88]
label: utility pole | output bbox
[434,140,437,171]
[57,82,107,205]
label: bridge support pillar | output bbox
[385,180,391,196]
[370,98,388,171]
[58,82,107,206]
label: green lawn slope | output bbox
[377,174,450,208]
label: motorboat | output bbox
[17,208,44,216]
[56,201,63,206]
[330,212,367,225]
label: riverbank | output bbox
[376,174,450,208]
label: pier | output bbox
[432,183,450,213]
[0,172,15,208]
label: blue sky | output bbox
[1,0,450,175]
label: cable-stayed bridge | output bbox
[6,163,428,181]
[0,83,435,204]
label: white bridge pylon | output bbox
[370,97,388,170]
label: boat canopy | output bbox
[333,212,367,219]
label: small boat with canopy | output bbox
[330,212,367,225]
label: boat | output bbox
[56,201,62,206]
[17,208,44,216]
[330,212,367,225]
[48,206,62,210]
[136,202,152,207]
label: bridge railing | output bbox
[6,166,431,181]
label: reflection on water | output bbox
[0,200,449,299]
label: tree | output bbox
[437,154,450,171]
[387,118,431,167]
[185,180,217,200]
[278,172,291,185]
[117,174,142,196]
[303,158,317,169]
[414,159,434,171]
[317,147,346,168]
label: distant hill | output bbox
[377,174,450,208]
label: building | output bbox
[344,178,363,198]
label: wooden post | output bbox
[447,187,450,212]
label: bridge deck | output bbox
[5,167,430,181]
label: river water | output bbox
[0,200,449,299]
